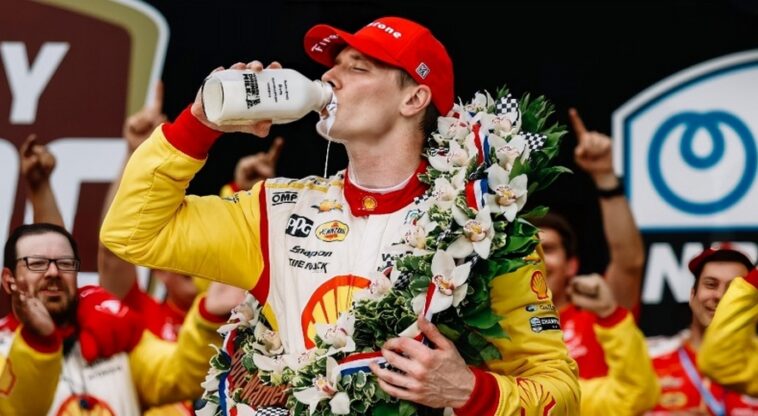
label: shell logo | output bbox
[361,196,378,211]
[301,275,371,348]
[56,394,115,415]
[315,221,349,242]
[530,270,549,300]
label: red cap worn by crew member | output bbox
[304,16,454,115]
[688,243,754,277]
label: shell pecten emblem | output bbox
[301,275,371,348]
[530,270,549,300]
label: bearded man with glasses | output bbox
[0,222,241,415]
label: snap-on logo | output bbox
[366,21,402,39]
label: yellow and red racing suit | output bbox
[100,107,580,415]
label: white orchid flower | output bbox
[489,134,529,172]
[429,139,475,172]
[354,272,394,303]
[411,250,472,315]
[447,206,494,259]
[293,357,350,415]
[464,91,493,113]
[431,169,465,210]
[200,365,223,392]
[479,112,515,136]
[436,116,470,142]
[485,164,528,222]
[195,401,218,416]
[217,294,260,334]
[252,323,284,356]
[253,353,288,385]
[315,313,356,355]
[283,348,319,372]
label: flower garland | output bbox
[197,87,568,416]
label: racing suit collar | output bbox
[343,160,429,217]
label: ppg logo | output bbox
[286,214,313,238]
[613,50,758,231]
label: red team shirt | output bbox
[560,304,609,379]
[647,338,758,415]
[123,282,186,342]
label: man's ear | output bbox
[400,85,432,117]
[1,267,14,295]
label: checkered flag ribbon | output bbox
[521,131,548,151]
[253,407,289,416]
[494,94,520,126]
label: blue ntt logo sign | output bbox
[613,51,758,232]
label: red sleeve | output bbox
[453,367,500,416]
[20,326,62,353]
[596,307,628,328]
[161,105,222,159]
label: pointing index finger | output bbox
[266,136,284,164]
[20,134,37,157]
[150,80,164,114]
[568,108,588,140]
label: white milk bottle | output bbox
[202,68,332,125]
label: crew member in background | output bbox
[646,245,758,415]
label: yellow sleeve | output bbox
[456,254,580,415]
[100,128,264,290]
[0,327,62,415]
[698,276,758,396]
[129,295,224,406]
[579,311,660,415]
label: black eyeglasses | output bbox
[17,256,80,272]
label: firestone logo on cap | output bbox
[311,34,339,54]
[366,21,402,39]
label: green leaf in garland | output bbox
[520,205,549,221]
[505,235,535,253]
[463,307,503,330]
[399,400,417,416]
[437,323,462,341]
[532,166,572,192]
[480,344,502,361]
[241,352,256,373]
[467,331,490,349]
[372,403,400,416]
[495,258,528,276]
[478,323,508,339]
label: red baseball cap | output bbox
[688,243,754,277]
[304,16,454,115]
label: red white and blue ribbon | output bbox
[465,179,489,211]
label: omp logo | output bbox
[0,0,167,288]
[613,50,758,231]
[271,191,297,206]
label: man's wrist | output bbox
[595,175,624,198]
